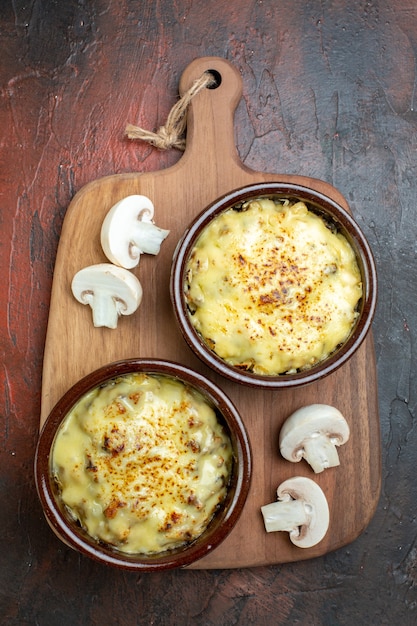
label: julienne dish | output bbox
[35,359,252,571]
[171,183,377,388]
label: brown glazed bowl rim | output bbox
[170,182,377,389]
[35,359,252,571]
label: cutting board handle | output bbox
[178,57,251,181]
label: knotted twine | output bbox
[125,71,216,151]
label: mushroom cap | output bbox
[277,476,330,548]
[100,195,155,268]
[279,404,350,464]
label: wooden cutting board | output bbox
[40,56,381,569]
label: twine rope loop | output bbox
[125,71,216,151]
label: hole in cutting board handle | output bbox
[206,69,222,89]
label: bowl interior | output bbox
[35,359,252,571]
[170,182,377,388]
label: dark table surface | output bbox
[1,1,416,624]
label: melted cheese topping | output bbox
[51,373,233,554]
[185,198,362,375]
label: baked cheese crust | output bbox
[185,197,362,375]
[52,373,233,554]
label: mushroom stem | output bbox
[90,292,119,329]
[302,434,341,473]
[131,221,170,256]
[261,498,308,534]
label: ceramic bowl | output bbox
[35,359,252,571]
[170,182,377,389]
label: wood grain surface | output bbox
[41,56,381,569]
[2,1,417,624]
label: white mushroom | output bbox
[261,476,329,548]
[71,263,143,329]
[279,404,350,473]
[100,194,169,269]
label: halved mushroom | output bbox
[279,404,350,473]
[71,263,143,329]
[100,194,169,269]
[261,476,329,548]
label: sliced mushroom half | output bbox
[100,194,169,269]
[71,263,143,329]
[279,404,350,473]
[261,476,329,548]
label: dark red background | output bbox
[1,1,416,623]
